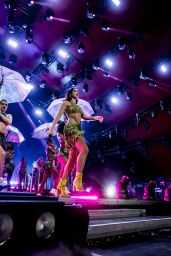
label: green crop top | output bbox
[65,102,83,117]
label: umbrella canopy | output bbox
[32,123,57,139]
[47,98,94,119]
[0,66,32,103]
[6,125,25,143]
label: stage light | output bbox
[36,212,55,239]
[112,0,121,6]
[7,38,18,48]
[103,71,110,77]
[140,70,148,80]
[111,96,119,104]
[106,186,115,198]
[92,61,100,70]
[25,25,33,44]
[160,64,167,73]
[41,53,49,65]
[135,113,142,126]
[63,31,72,44]
[128,49,135,60]
[151,111,157,119]
[71,75,78,86]
[87,4,95,19]
[116,85,124,95]
[40,80,46,88]
[27,0,34,7]
[9,54,17,64]
[105,58,113,68]
[148,80,157,87]
[117,37,126,51]
[125,91,132,101]
[25,72,32,82]
[46,9,54,21]
[101,20,110,32]
[78,42,85,54]
[58,49,69,58]
[83,82,89,92]
[27,83,34,90]
[56,62,64,72]
[0,213,13,246]
[35,109,43,116]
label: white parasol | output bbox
[0,66,32,103]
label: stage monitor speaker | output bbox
[0,194,89,255]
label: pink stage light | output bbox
[70,195,99,200]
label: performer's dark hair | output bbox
[0,99,7,104]
[65,88,78,103]
[6,142,14,150]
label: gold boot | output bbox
[73,172,83,192]
[57,178,68,197]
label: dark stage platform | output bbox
[1,192,171,254]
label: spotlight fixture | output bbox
[101,20,110,32]
[116,85,124,95]
[151,111,157,119]
[117,37,126,51]
[25,72,32,82]
[135,113,142,126]
[63,31,72,44]
[71,75,78,86]
[148,80,157,87]
[26,0,34,7]
[125,91,132,101]
[25,25,33,44]
[83,82,89,93]
[7,9,15,33]
[9,54,17,64]
[87,3,95,19]
[78,42,85,54]
[103,71,110,77]
[140,70,148,80]
[41,53,49,65]
[128,49,135,60]
[160,100,165,111]
[56,62,64,72]
[92,61,100,70]
[40,80,46,88]
[46,9,54,21]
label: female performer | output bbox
[48,88,103,196]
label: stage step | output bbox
[88,216,171,239]
[88,208,146,220]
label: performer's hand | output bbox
[94,116,103,123]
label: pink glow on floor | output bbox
[70,195,99,200]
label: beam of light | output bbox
[70,195,99,200]
[52,17,70,23]
[109,27,132,35]
[99,67,122,82]
[18,102,36,129]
